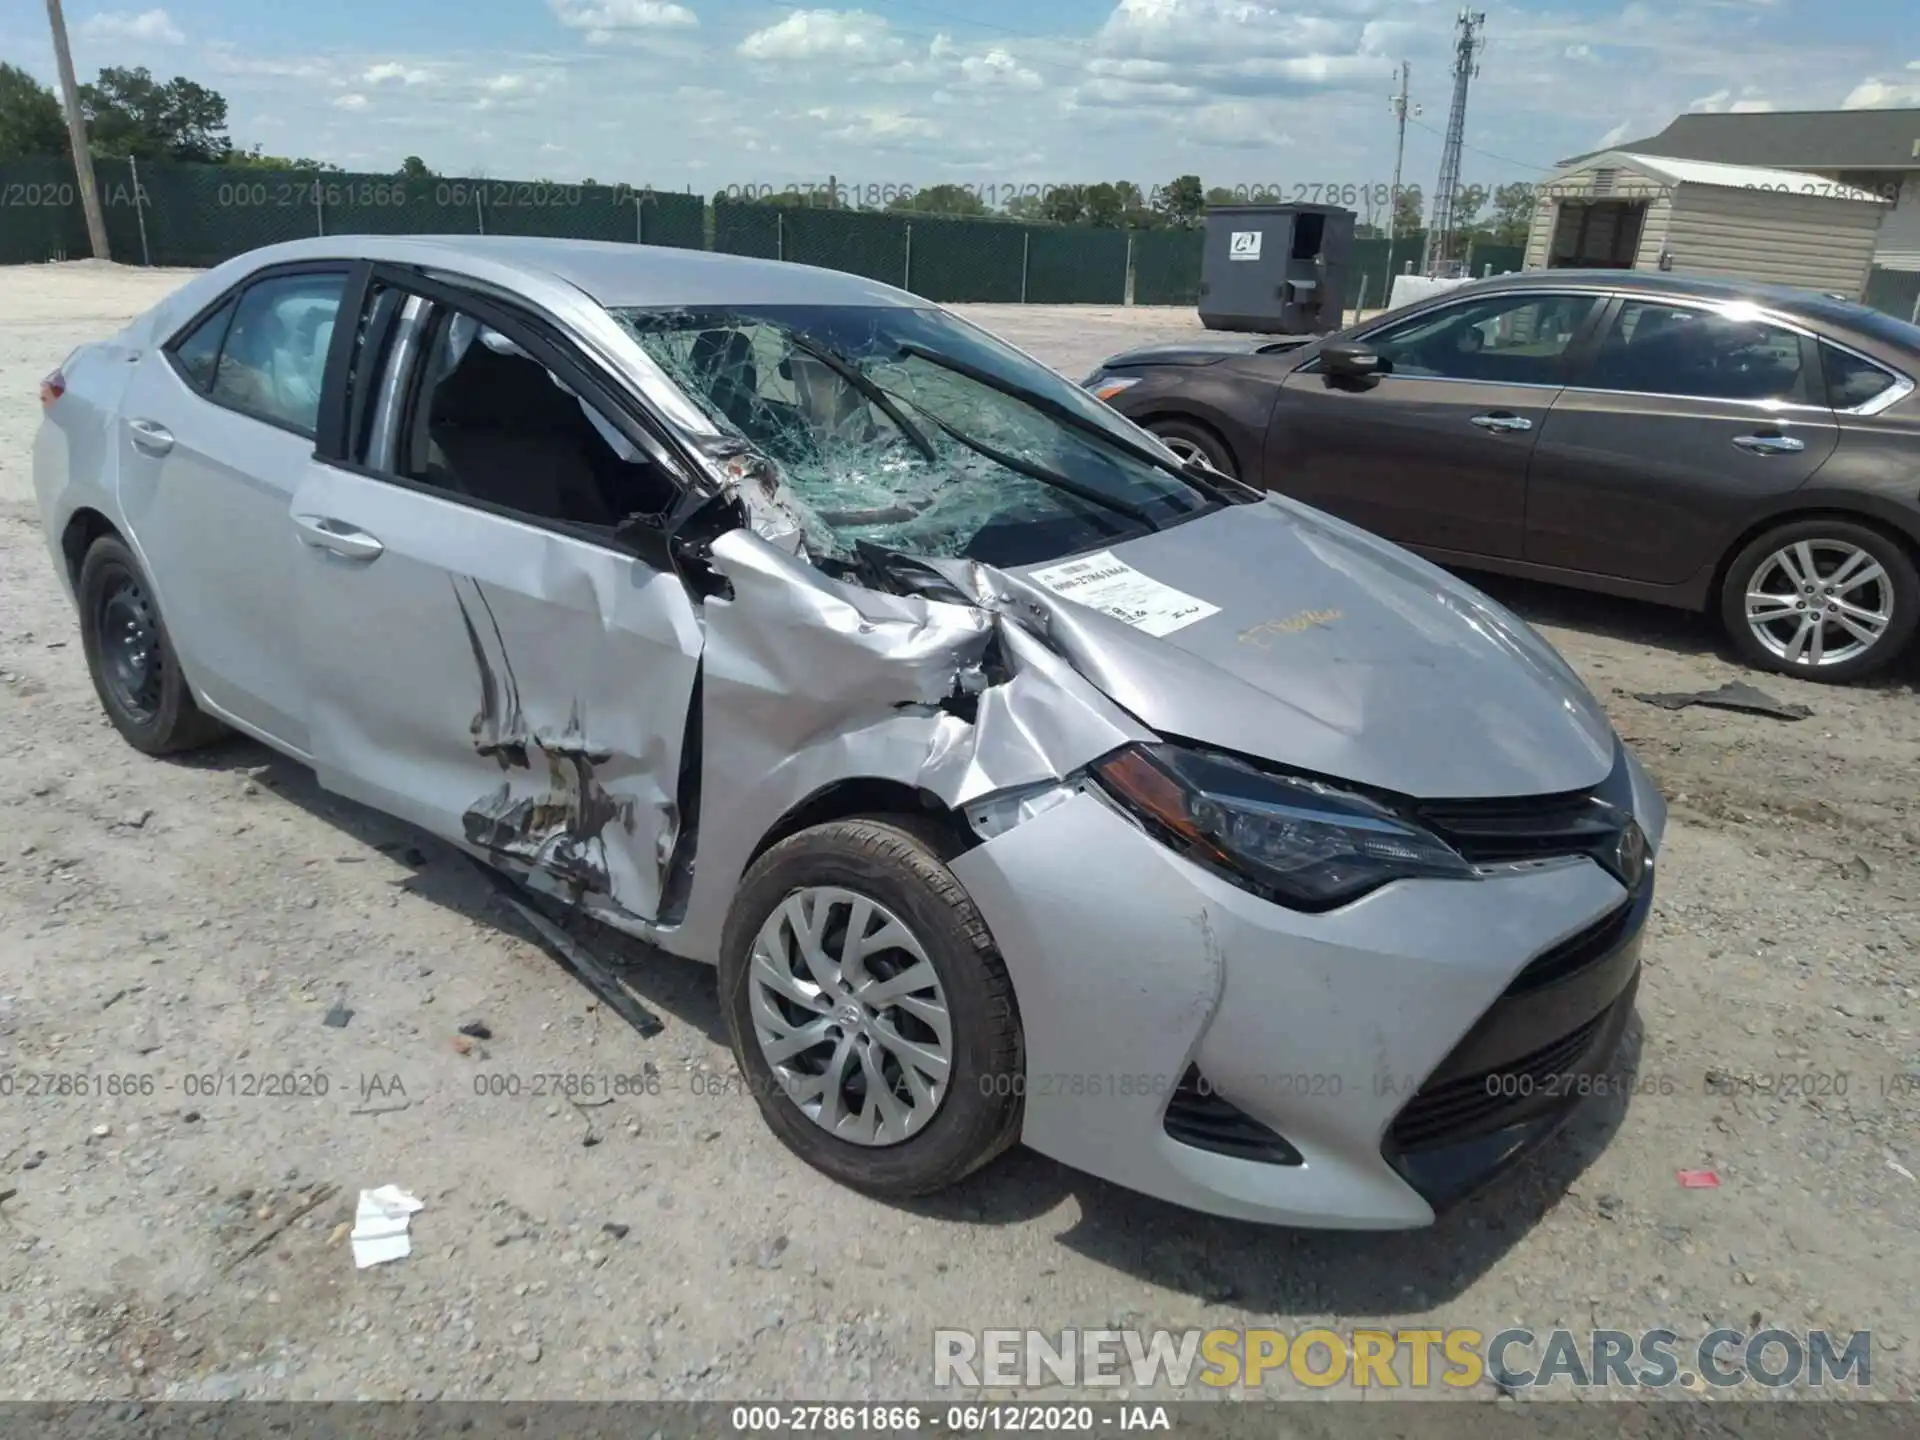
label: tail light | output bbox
[39,369,65,409]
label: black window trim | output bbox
[1557,292,1834,413]
[160,259,365,446]
[313,262,705,558]
[1303,286,1613,390]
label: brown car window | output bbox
[1364,293,1591,386]
[1820,343,1897,411]
[1585,301,1811,405]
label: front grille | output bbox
[1163,1067,1303,1165]
[1506,900,1635,995]
[1388,1009,1610,1152]
[1414,788,1623,866]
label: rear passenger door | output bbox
[291,269,706,923]
[117,263,352,752]
[1525,296,1839,586]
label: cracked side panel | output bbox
[293,461,703,927]
[657,528,1154,963]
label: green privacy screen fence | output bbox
[2,155,1536,309]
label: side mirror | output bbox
[1320,341,1385,384]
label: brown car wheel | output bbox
[1720,519,1919,684]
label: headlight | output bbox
[1093,743,1477,911]
[1083,373,1140,402]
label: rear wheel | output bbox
[1148,418,1238,478]
[76,535,227,754]
[718,816,1023,1198]
[1719,519,1919,683]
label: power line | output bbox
[1406,114,1553,173]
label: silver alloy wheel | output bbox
[747,885,953,1147]
[1744,539,1894,668]
[1157,434,1205,465]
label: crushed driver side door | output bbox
[291,269,706,922]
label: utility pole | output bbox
[45,0,110,261]
[1422,9,1485,278]
[1384,62,1419,297]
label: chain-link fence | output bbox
[0,158,707,268]
[2,155,1554,313]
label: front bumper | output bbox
[948,785,1655,1229]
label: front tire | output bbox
[76,535,227,755]
[1719,520,1918,684]
[719,816,1023,1198]
[1148,417,1238,478]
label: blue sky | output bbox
[2,1,1915,205]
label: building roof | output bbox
[1560,108,1920,170]
[1544,150,1890,204]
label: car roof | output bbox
[1469,267,1807,304]
[178,233,927,311]
[1453,268,1915,354]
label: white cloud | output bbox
[1844,76,1920,108]
[151,0,1901,200]
[79,8,184,45]
[1687,85,1775,113]
[738,10,906,64]
[1182,100,1297,151]
[550,0,697,45]
[958,49,1044,90]
[363,62,431,86]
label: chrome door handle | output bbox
[128,418,174,455]
[1733,433,1804,455]
[1470,412,1533,433]
[294,514,385,561]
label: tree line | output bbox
[0,62,1533,246]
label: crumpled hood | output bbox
[994,497,1618,799]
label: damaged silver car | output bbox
[34,236,1667,1227]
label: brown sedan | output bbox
[1083,270,1920,683]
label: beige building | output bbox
[1539,108,1920,314]
[1522,151,1889,299]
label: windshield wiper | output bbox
[895,340,1209,497]
[883,388,1162,529]
[786,332,938,463]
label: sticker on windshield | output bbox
[1028,552,1222,637]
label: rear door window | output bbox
[1583,300,1813,404]
[206,272,350,437]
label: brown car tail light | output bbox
[39,369,65,410]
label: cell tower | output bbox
[1421,10,1486,277]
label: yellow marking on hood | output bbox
[1238,609,1343,647]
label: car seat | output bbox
[424,337,615,525]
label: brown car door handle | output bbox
[1470,412,1533,434]
[1732,433,1805,456]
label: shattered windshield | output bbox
[611,304,1217,567]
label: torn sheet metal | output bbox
[656,527,1153,961]
[293,460,703,926]
[1633,681,1812,721]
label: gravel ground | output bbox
[0,261,1916,1405]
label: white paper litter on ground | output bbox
[350,1185,424,1269]
[1028,551,1221,638]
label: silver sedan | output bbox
[34,236,1665,1227]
